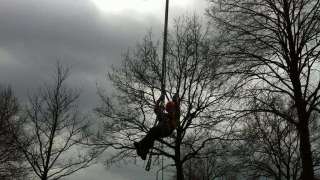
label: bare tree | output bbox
[94,16,228,180]
[0,86,26,179]
[177,144,238,180]
[13,63,97,180]
[208,0,320,179]
[239,98,302,180]
[185,99,320,180]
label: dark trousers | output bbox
[139,121,173,153]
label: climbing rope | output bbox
[145,1,170,179]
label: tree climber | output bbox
[134,93,180,160]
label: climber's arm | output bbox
[154,94,166,121]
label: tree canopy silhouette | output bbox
[94,16,230,180]
[208,0,320,179]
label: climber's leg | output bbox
[134,122,173,160]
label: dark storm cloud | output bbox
[0,0,207,179]
[0,0,162,110]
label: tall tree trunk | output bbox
[295,98,314,179]
[175,128,184,180]
[175,160,184,180]
[294,91,314,179]
[298,120,314,180]
[290,58,314,180]
[41,175,48,180]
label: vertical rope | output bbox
[161,0,169,100]
[146,0,169,175]
[161,1,169,180]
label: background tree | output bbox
[94,16,229,180]
[173,97,320,180]
[13,63,98,180]
[238,98,302,180]
[176,144,238,180]
[208,0,320,179]
[0,86,26,179]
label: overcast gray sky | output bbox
[0,0,207,179]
